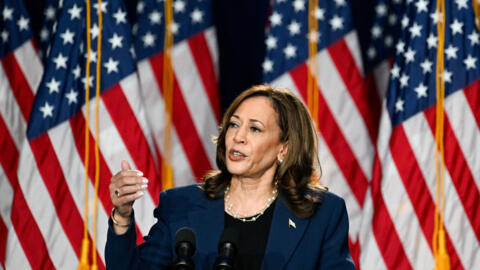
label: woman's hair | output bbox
[203,84,327,219]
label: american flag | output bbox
[0,0,220,268]
[359,0,480,269]
[263,0,378,267]
[133,0,220,189]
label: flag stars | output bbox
[464,55,477,70]
[190,8,203,23]
[468,31,479,46]
[334,0,346,7]
[388,14,397,25]
[113,8,127,24]
[68,4,82,20]
[401,15,409,29]
[409,22,422,38]
[371,25,382,39]
[385,35,393,47]
[108,33,123,49]
[93,2,108,14]
[60,29,75,44]
[415,0,428,13]
[45,6,56,20]
[367,47,376,59]
[445,44,458,59]
[414,83,428,98]
[263,58,274,73]
[82,76,94,88]
[288,21,301,36]
[375,3,387,17]
[313,7,325,20]
[104,57,119,74]
[270,12,282,27]
[1,30,8,43]
[169,21,180,35]
[455,0,468,9]
[292,0,305,12]
[442,69,452,83]
[390,64,400,79]
[430,11,442,24]
[53,53,68,69]
[450,19,463,35]
[149,10,162,24]
[396,41,405,53]
[173,0,186,13]
[329,15,343,30]
[17,16,29,31]
[395,98,405,112]
[91,24,100,39]
[85,50,97,63]
[46,78,60,94]
[40,28,49,41]
[307,30,320,43]
[265,35,277,50]
[420,59,433,74]
[142,32,155,47]
[404,48,416,63]
[2,6,13,20]
[283,44,297,59]
[72,65,81,79]
[137,1,145,13]
[65,89,78,104]
[426,33,437,48]
[399,73,409,88]
[40,102,54,118]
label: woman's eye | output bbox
[228,122,239,128]
[250,126,261,133]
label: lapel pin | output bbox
[288,218,296,228]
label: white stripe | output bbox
[373,60,390,101]
[13,40,43,95]
[17,143,78,269]
[0,66,27,149]
[82,95,156,235]
[172,40,218,167]
[344,31,364,76]
[0,166,32,270]
[137,60,196,187]
[204,27,219,80]
[119,73,159,167]
[316,49,374,179]
[278,76,363,237]
[381,150,435,269]
[358,191,388,270]
[47,121,108,264]
[444,90,480,190]
[403,110,480,269]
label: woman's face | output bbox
[225,96,286,179]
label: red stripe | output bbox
[390,125,463,269]
[187,32,220,122]
[289,63,368,206]
[1,52,35,120]
[101,85,161,204]
[463,80,480,128]
[371,154,413,270]
[0,117,55,270]
[69,110,145,245]
[0,216,7,269]
[29,134,105,270]
[327,39,381,143]
[424,106,480,244]
[148,53,213,180]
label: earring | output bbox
[278,158,283,164]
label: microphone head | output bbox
[218,227,239,251]
[175,227,196,254]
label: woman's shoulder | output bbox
[161,183,206,201]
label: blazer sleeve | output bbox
[105,191,173,270]
[317,197,356,270]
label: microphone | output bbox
[213,227,239,270]
[172,227,196,270]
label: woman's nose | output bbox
[233,127,246,144]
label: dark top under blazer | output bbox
[105,184,356,270]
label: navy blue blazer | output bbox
[105,184,355,270]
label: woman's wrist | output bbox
[111,208,131,227]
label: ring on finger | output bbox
[114,188,120,197]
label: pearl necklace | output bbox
[224,184,278,222]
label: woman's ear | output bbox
[278,142,288,160]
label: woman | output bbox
[106,85,355,269]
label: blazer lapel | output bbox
[262,195,310,270]
[187,196,224,257]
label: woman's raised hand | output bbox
[109,160,148,220]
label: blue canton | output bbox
[262,0,353,82]
[27,0,136,139]
[386,0,480,127]
[0,0,33,58]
